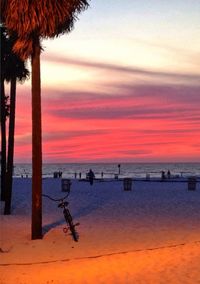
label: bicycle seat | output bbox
[58,201,69,208]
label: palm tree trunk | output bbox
[4,78,16,215]
[31,37,42,239]
[1,78,7,201]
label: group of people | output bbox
[53,171,62,178]
[57,168,172,183]
[74,171,95,182]
[161,170,171,180]
[74,172,82,179]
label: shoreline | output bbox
[12,176,200,183]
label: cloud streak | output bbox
[41,82,200,124]
[43,53,200,85]
[14,54,200,162]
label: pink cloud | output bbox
[13,59,200,162]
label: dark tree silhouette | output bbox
[1,28,30,215]
[1,27,10,201]
[1,0,89,239]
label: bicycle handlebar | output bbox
[42,192,70,202]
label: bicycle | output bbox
[42,191,79,242]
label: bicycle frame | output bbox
[58,200,79,242]
[43,193,79,242]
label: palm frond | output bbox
[1,0,89,59]
[1,26,30,82]
[1,0,89,37]
[12,38,34,60]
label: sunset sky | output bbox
[13,0,200,163]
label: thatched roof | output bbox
[1,0,89,59]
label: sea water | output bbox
[13,163,200,179]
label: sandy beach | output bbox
[1,177,200,283]
[1,0,199,283]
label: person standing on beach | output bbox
[118,164,121,175]
[167,170,171,179]
[88,169,95,185]
[161,171,165,180]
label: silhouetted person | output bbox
[75,172,77,179]
[161,171,165,180]
[101,172,104,179]
[88,169,95,185]
[79,172,82,179]
[118,164,121,175]
[167,170,171,179]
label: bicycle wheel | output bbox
[64,208,78,242]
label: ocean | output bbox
[14,163,200,179]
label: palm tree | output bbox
[1,0,89,239]
[0,81,6,201]
[2,29,30,215]
[1,27,9,201]
[0,87,7,201]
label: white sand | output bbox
[1,177,200,283]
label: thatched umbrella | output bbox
[1,0,89,239]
